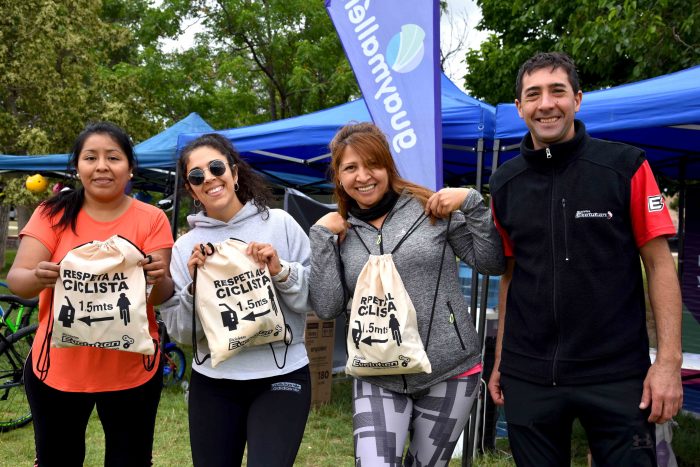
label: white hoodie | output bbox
[160,201,311,380]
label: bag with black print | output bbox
[344,213,453,377]
[192,238,290,368]
[39,235,156,380]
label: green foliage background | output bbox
[0,176,51,208]
[0,0,359,157]
[464,0,700,103]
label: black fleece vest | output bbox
[490,121,651,385]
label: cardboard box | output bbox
[305,313,335,408]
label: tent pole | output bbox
[677,157,687,280]
[170,165,182,240]
[492,139,500,173]
[475,138,484,192]
[465,138,502,466]
[464,138,486,467]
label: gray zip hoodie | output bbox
[309,191,504,395]
[160,201,311,380]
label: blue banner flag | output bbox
[326,0,442,190]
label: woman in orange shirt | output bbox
[7,122,174,466]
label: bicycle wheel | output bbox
[162,346,186,387]
[0,324,37,431]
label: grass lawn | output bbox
[2,249,700,466]
[0,376,512,466]
[4,373,699,466]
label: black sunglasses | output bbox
[187,160,231,186]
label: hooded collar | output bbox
[521,120,589,170]
[187,200,261,229]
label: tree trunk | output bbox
[16,205,32,233]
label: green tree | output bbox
[464,0,700,104]
[0,0,170,154]
[154,0,359,125]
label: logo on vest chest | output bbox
[575,210,613,220]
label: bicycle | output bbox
[158,320,186,388]
[0,293,39,432]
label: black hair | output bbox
[42,122,136,233]
[178,133,271,215]
[516,52,580,100]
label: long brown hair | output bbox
[329,122,433,218]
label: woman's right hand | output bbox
[315,212,348,242]
[187,243,213,280]
[34,261,61,289]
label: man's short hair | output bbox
[515,52,580,99]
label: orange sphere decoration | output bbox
[26,174,48,193]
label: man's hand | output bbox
[488,366,505,406]
[639,360,683,423]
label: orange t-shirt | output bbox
[22,199,174,392]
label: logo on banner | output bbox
[340,1,418,154]
[327,0,441,188]
[387,24,425,73]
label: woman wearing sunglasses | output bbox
[160,133,312,467]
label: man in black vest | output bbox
[488,51,683,466]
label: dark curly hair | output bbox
[178,133,271,216]
[516,52,580,100]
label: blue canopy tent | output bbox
[133,112,215,168]
[0,112,214,176]
[176,74,497,191]
[493,65,700,180]
[0,112,215,203]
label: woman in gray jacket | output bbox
[160,134,312,467]
[309,122,504,466]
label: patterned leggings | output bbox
[352,374,479,466]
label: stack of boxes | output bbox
[304,313,336,408]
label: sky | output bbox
[161,0,489,92]
[440,0,489,90]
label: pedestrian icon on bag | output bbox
[58,296,76,328]
[116,293,132,326]
[389,314,402,346]
[351,320,363,350]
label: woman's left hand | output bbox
[139,253,169,287]
[425,187,472,218]
[246,242,282,276]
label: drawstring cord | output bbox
[424,214,453,350]
[191,242,215,366]
[35,289,54,381]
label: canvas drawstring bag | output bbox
[344,213,452,377]
[192,238,290,368]
[37,235,156,380]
